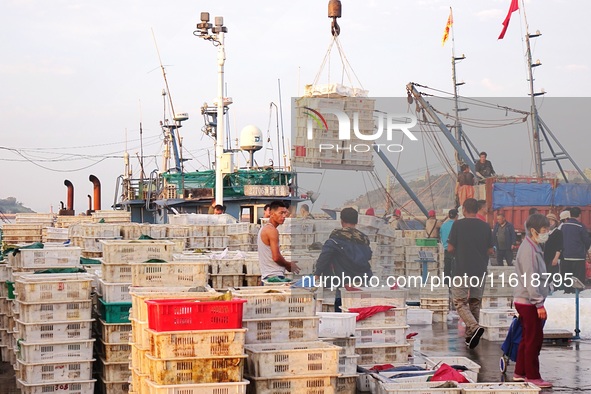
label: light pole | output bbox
[195,12,227,205]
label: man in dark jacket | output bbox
[475,151,496,181]
[315,207,373,312]
[492,213,517,266]
[560,207,591,292]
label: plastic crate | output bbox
[336,374,358,394]
[379,381,461,394]
[130,261,209,287]
[244,275,261,287]
[131,367,149,394]
[13,247,81,269]
[340,287,407,309]
[242,316,319,344]
[98,377,130,394]
[339,355,359,374]
[100,263,133,283]
[146,298,246,332]
[14,319,93,342]
[245,341,340,378]
[425,357,480,382]
[481,325,510,342]
[347,307,407,328]
[17,339,95,363]
[144,353,246,385]
[97,298,132,324]
[129,288,216,323]
[186,237,207,249]
[145,379,249,394]
[97,339,132,363]
[355,325,409,345]
[208,236,229,249]
[317,312,358,337]
[211,274,245,290]
[97,357,131,382]
[227,223,251,235]
[96,319,132,344]
[130,318,150,350]
[248,374,336,394]
[479,309,516,327]
[420,298,449,310]
[99,240,174,264]
[130,343,149,374]
[459,382,542,393]
[319,336,357,356]
[97,279,131,302]
[232,288,316,320]
[14,274,93,302]
[15,300,92,323]
[406,308,433,325]
[481,296,513,309]
[16,379,96,394]
[354,343,411,365]
[210,258,245,275]
[16,359,94,384]
[147,328,247,359]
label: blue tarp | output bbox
[492,183,553,210]
[554,183,591,206]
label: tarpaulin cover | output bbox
[348,305,393,321]
[554,183,591,206]
[492,183,552,210]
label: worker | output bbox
[207,199,216,214]
[390,209,410,231]
[476,200,487,222]
[456,164,475,208]
[213,204,226,215]
[299,203,314,219]
[424,210,442,239]
[475,151,496,180]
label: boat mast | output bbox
[449,7,466,171]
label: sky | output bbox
[1,0,590,214]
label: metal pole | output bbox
[525,33,543,178]
[215,31,225,205]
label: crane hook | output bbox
[331,18,340,36]
[328,0,342,36]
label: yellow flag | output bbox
[442,8,453,46]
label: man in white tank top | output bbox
[257,201,301,279]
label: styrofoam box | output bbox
[354,343,411,366]
[481,325,510,342]
[459,382,542,393]
[16,379,96,394]
[130,261,209,287]
[245,341,340,378]
[248,374,336,394]
[379,381,461,394]
[317,312,358,338]
[425,356,481,382]
[339,355,359,375]
[16,359,94,384]
[100,262,132,283]
[147,328,247,359]
[14,274,93,303]
[15,319,93,342]
[341,287,407,309]
[96,319,132,344]
[242,316,319,344]
[479,309,516,327]
[146,379,249,394]
[320,336,357,356]
[355,325,409,345]
[17,339,95,363]
[345,307,407,328]
[98,357,131,382]
[407,308,433,325]
[97,279,131,302]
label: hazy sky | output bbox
[1,0,590,214]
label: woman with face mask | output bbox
[512,213,552,388]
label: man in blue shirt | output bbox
[440,209,458,286]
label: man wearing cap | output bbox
[315,207,373,312]
[560,207,590,292]
[492,213,517,266]
[425,210,442,239]
[390,209,410,231]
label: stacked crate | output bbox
[480,265,516,341]
[0,224,45,244]
[69,224,122,259]
[419,278,450,323]
[42,227,69,244]
[278,218,315,252]
[243,252,262,287]
[55,215,93,229]
[227,223,256,252]
[210,253,245,290]
[479,308,517,342]
[91,210,131,224]
[13,273,96,394]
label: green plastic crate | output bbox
[415,238,438,247]
[98,298,132,323]
[6,281,15,300]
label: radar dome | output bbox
[240,125,263,151]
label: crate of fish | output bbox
[232,288,316,320]
[14,300,92,323]
[147,328,247,359]
[14,319,93,342]
[17,339,95,363]
[14,274,93,303]
[100,240,174,264]
[245,341,340,378]
[13,247,81,269]
[130,260,209,287]
[242,316,319,344]
[340,287,408,309]
[145,380,249,394]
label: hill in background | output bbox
[0,197,35,214]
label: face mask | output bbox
[536,231,549,244]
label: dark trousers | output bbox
[443,250,455,287]
[514,303,544,380]
[561,259,586,292]
[495,249,513,266]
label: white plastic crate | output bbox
[339,355,359,374]
[81,236,120,253]
[420,298,449,310]
[210,258,245,275]
[17,379,96,394]
[98,357,131,382]
[100,262,133,283]
[146,379,249,394]
[425,356,480,382]
[17,339,95,363]
[98,377,130,394]
[15,319,93,342]
[97,339,132,363]
[208,236,229,249]
[16,359,94,384]
[232,288,316,320]
[186,237,207,249]
[317,312,358,337]
[481,296,513,309]
[147,328,247,359]
[481,325,510,342]
[355,325,409,345]
[227,223,251,235]
[407,308,433,325]
[337,374,358,394]
[166,225,191,238]
[379,381,461,394]
[211,274,244,290]
[354,343,412,365]
[96,319,132,344]
[459,382,541,393]
[479,309,516,327]
[130,261,209,287]
[14,274,93,302]
[99,240,174,264]
[13,247,81,269]
[245,341,340,378]
[97,279,131,302]
[347,307,407,328]
[341,287,407,309]
[320,336,357,356]
[249,374,336,394]
[242,317,319,344]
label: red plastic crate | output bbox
[145,298,247,332]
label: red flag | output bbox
[498,0,519,39]
[442,8,453,46]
